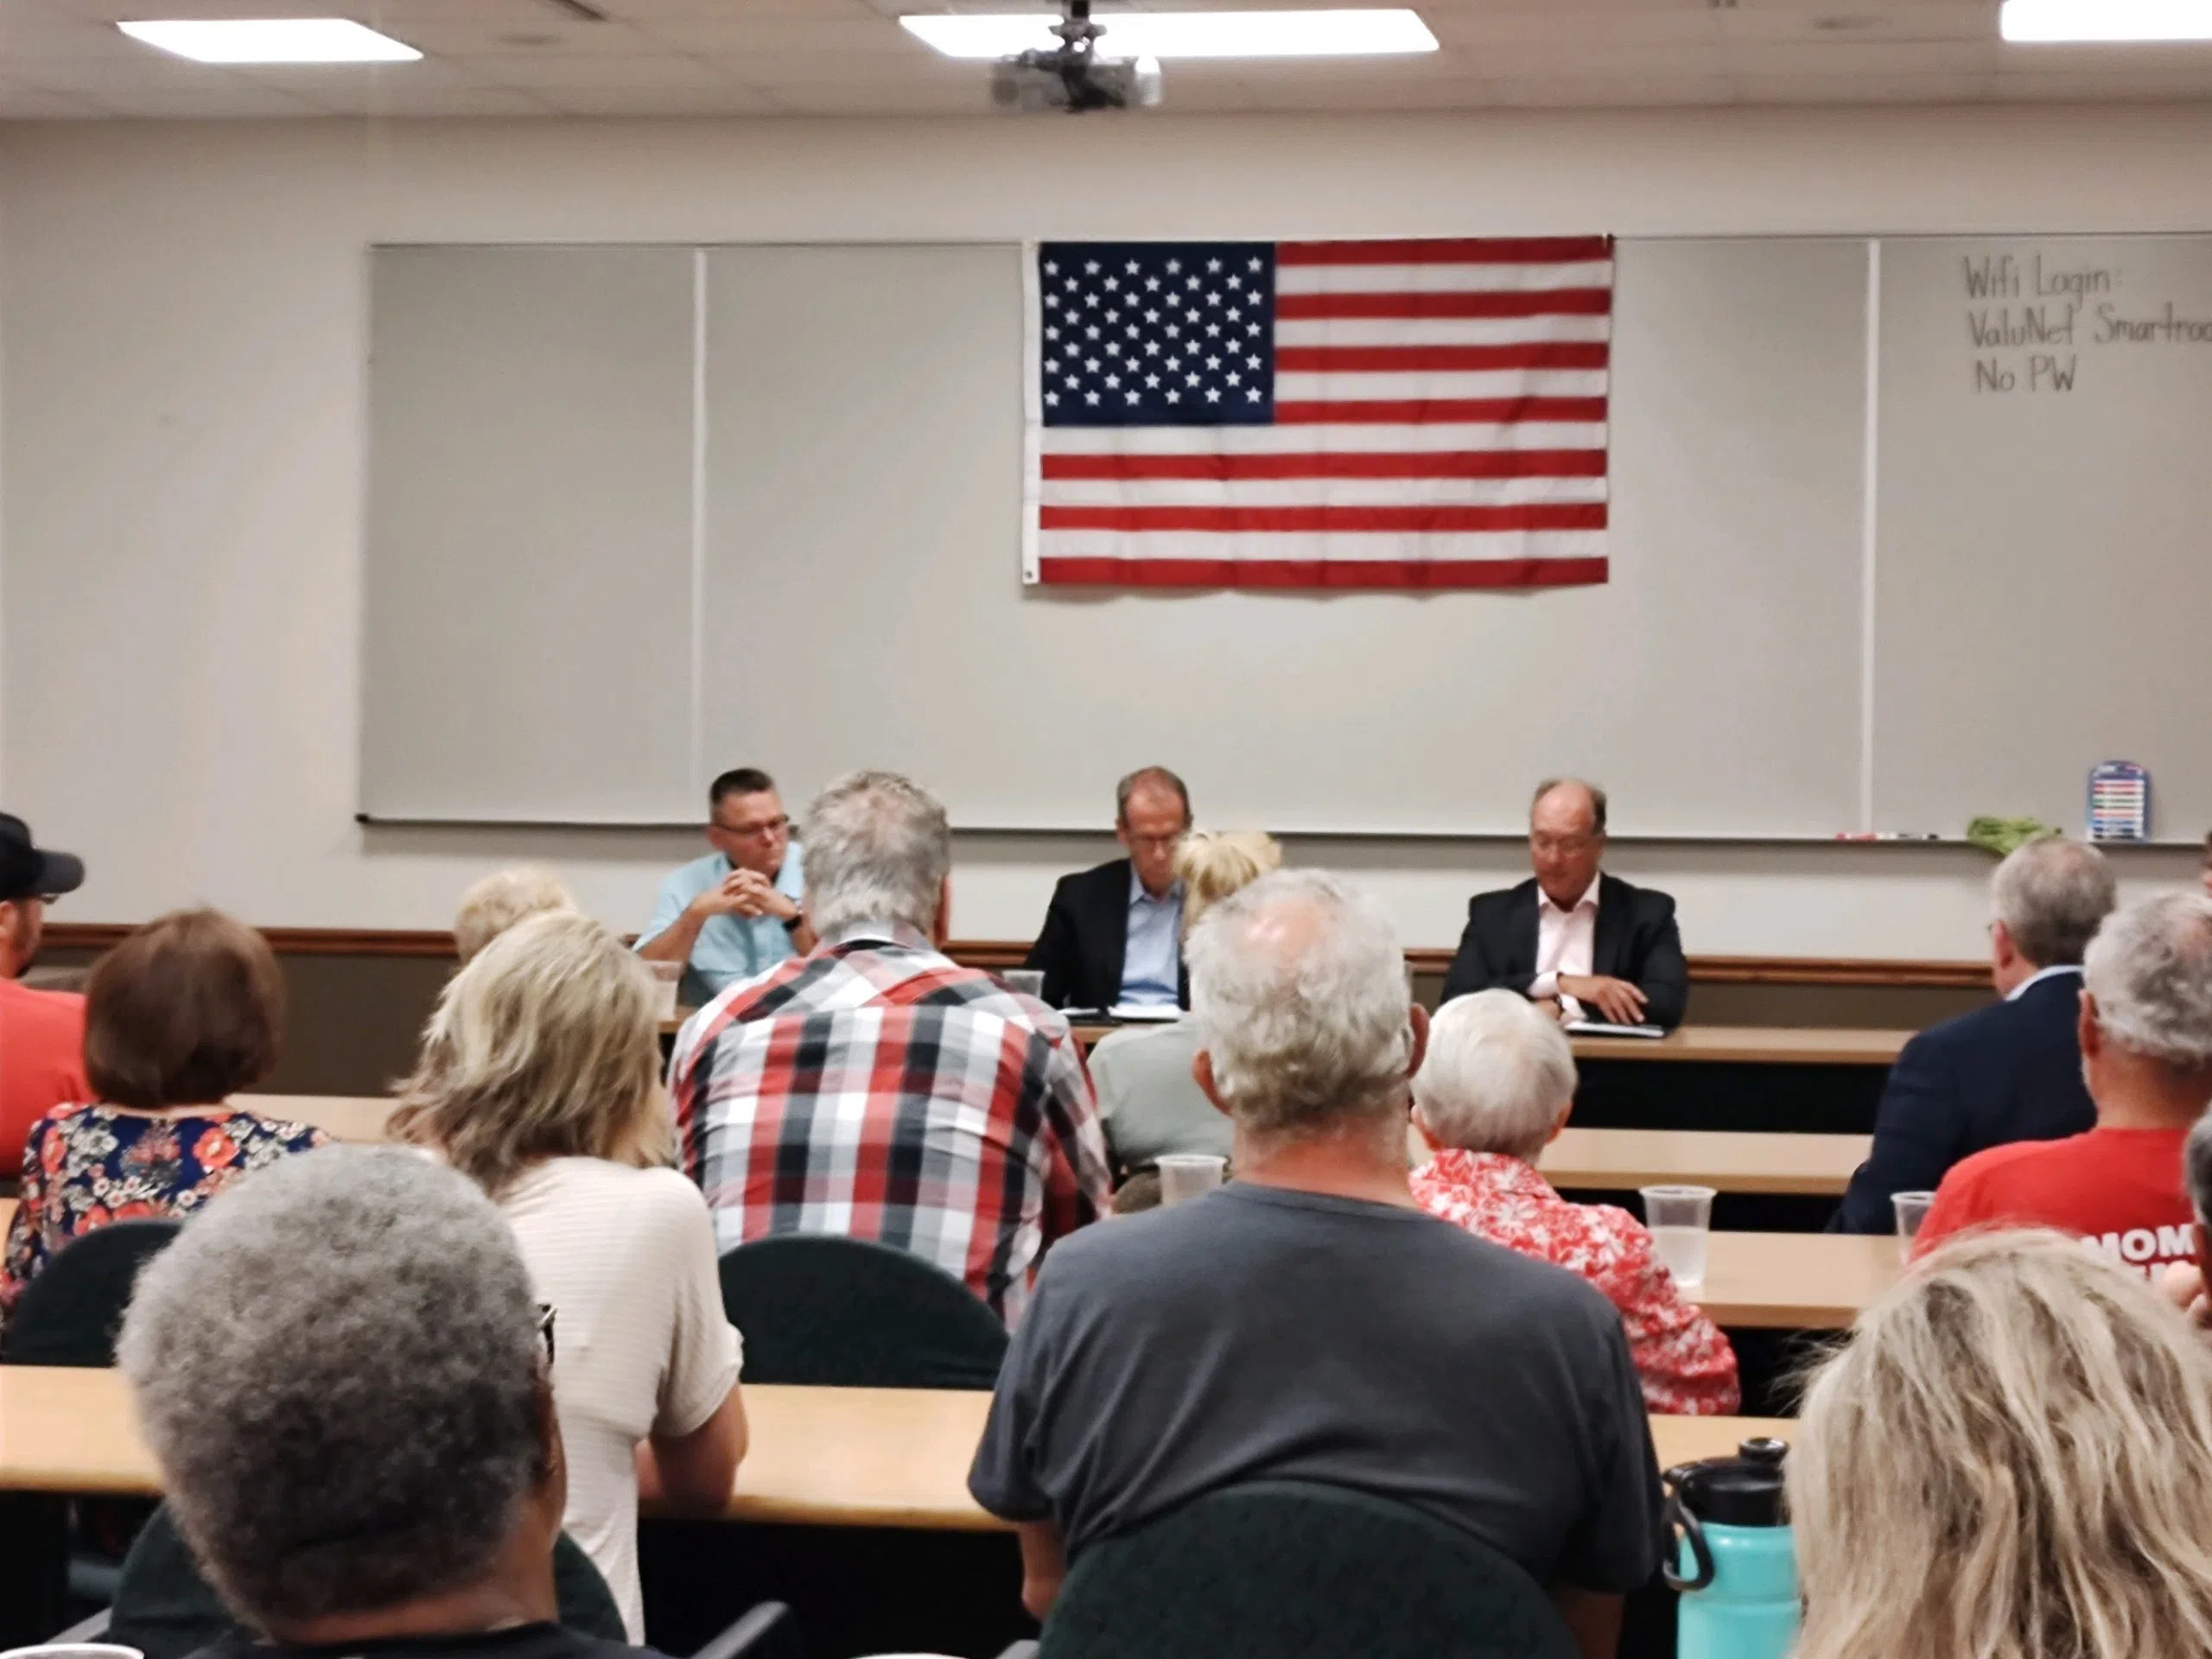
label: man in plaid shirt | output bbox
[670,770,1113,1325]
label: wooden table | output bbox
[1538,1128,1869,1198]
[0,1369,1789,1514]
[1684,1230,1899,1329]
[1567,1027,1910,1066]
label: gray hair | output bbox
[452,866,576,963]
[2083,892,2212,1070]
[1532,777,1607,835]
[1413,989,1576,1160]
[2188,1110,2212,1227]
[802,770,950,938]
[1186,868,1415,1136]
[1115,766,1192,825]
[1990,836,2116,968]
[118,1147,545,1629]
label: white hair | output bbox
[118,1147,545,1629]
[2083,892,2212,1070]
[1990,836,2116,968]
[1413,989,1576,1160]
[801,770,950,938]
[452,866,576,963]
[1185,868,1414,1136]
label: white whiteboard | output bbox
[362,238,1872,835]
[1873,235,2212,839]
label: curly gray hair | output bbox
[1186,868,1415,1136]
[802,770,950,938]
[2084,892,2212,1071]
[117,1147,546,1629]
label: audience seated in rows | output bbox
[0,812,88,1180]
[0,908,327,1327]
[455,866,578,963]
[1834,835,2113,1232]
[118,1146,666,1659]
[1409,989,1738,1415]
[1792,1231,2212,1659]
[969,870,1661,1659]
[671,771,1112,1324]
[1914,891,2212,1270]
[393,911,746,1641]
[1087,828,1281,1174]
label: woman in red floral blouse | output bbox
[0,909,327,1325]
[1409,988,1738,1415]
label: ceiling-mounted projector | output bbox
[990,0,1163,112]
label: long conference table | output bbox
[0,1368,1788,1514]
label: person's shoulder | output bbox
[1942,1131,2073,1192]
[1599,872,1676,917]
[1466,878,1537,917]
[1090,1019,1192,1064]
[661,849,724,892]
[0,977,85,1026]
[1058,858,1131,899]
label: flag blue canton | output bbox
[1038,241,1275,428]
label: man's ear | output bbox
[1991,919,2018,971]
[1545,1098,1573,1145]
[932,874,953,950]
[1192,1048,1232,1120]
[1403,1002,1431,1082]
[2078,988,2103,1062]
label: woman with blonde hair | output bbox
[1087,830,1282,1173]
[452,865,577,963]
[391,909,744,1642]
[1790,1230,2212,1659]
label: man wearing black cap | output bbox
[0,815,87,1179]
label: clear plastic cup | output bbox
[1157,1153,1228,1207]
[1892,1190,1938,1262]
[645,959,683,1022]
[1640,1184,1716,1287]
[1003,969,1046,1000]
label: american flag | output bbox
[1024,236,1612,590]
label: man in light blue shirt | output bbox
[639,767,813,1011]
[1121,864,1183,1007]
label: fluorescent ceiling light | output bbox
[900,10,1438,60]
[118,18,423,64]
[2001,0,2212,41]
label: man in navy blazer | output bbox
[1439,779,1688,1030]
[1832,835,2118,1234]
[1025,767,1193,1012]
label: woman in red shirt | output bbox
[1409,988,1738,1414]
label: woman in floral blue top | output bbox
[0,908,327,1324]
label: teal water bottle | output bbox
[1663,1438,1798,1659]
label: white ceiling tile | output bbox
[530,81,788,112]
[78,81,327,115]
[456,51,741,86]
[0,79,108,117]
[1738,70,1999,101]
[632,16,923,53]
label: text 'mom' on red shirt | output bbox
[1913,1126,2195,1278]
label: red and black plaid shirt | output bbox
[669,923,1113,1324]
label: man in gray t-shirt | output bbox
[968,871,1663,1659]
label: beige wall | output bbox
[3,108,2204,959]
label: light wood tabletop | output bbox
[1685,1230,1900,1329]
[0,1368,1788,1518]
[1567,1026,1911,1066]
[1537,1128,1869,1198]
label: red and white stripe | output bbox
[1029,236,1611,590]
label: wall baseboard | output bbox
[42,923,1989,991]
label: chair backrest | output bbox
[1038,1480,1582,1659]
[717,1235,1008,1389]
[110,1503,627,1659]
[3,1219,181,1367]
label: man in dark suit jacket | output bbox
[1439,779,1688,1030]
[1026,767,1192,1011]
[1832,835,2116,1233]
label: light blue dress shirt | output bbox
[1118,868,1184,1008]
[639,844,805,1011]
